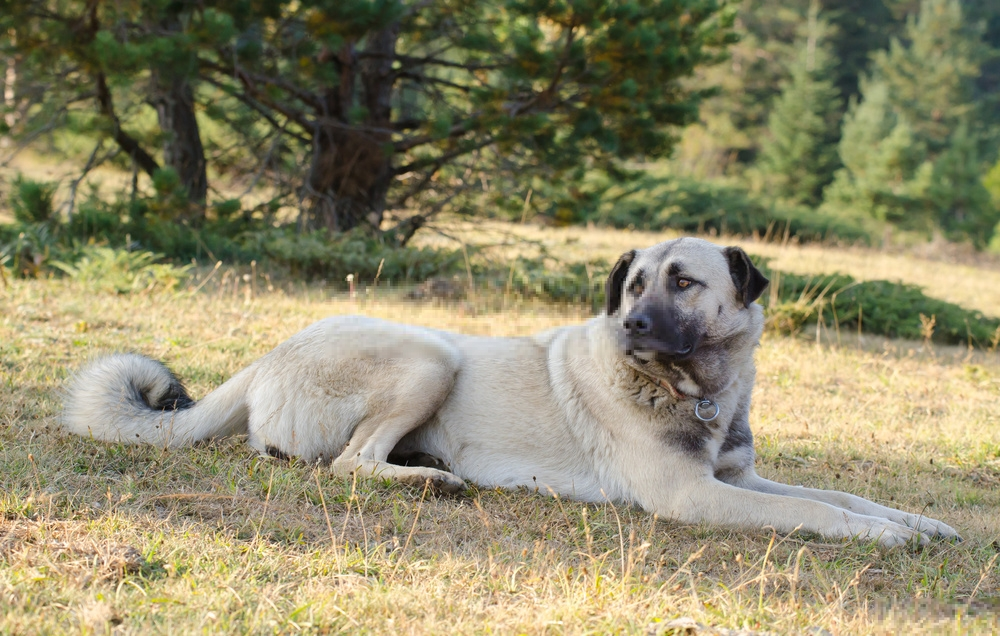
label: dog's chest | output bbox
[610,373,734,464]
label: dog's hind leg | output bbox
[330,357,466,494]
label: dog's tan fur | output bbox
[63,237,959,547]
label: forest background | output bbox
[1,0,1000,290]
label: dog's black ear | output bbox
[605,250,636,315]
[723,246,769,308]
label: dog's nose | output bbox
[625,313,652,335]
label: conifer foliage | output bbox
[759,3,842,206]
[0,0,733,235]
[2,0,999,250]
[822,0,998,243]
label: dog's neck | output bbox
[626,361,691,399]
[625,358,714,401]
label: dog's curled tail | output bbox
[63,353,251,448]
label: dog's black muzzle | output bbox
[624,306,701,362]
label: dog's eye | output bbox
[630,276,645,296]
[677,278,692,289]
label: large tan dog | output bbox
[63,237,959,547]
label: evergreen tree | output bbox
[930,122,999,240]
[985,159,1000,251]
[197,0,733,234]
[819,0,898,102]
[0,0,210,214]
[759,4,842,205]
[870,0,983,154]
[822,0,996,242]
[0,0,731,236]
[822,79,933,227]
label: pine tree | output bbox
[759,4,843,205]
[1,0,210,214]
[985,159,1000,251]
[196,0,734,233]
[822,0,995,241]
[930,122,998,241]
[822,79,933,227]
[870,0,983,154]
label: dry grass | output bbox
[2,225,1000,634]
[412,221,1000,318]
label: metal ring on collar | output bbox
[694,399,720,422]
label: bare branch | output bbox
[64,140,119,218]
[393,136,494,176]
[203,57,324,112]
[200,75,311,144]
[396,71,473,93]
[94,71,161,177]
[394,117,478,153]
[360,51,502,72]
[0,110,66,168]
[236,132,285,200]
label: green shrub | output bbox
[760,263,1000,346]
[0,223,61,277]
[51,246,192,294]
[502,257,609,309]
[246,228,465,285]
[594,176,877,244]
[65,196,127,244]
[3,187,463,284]
[11,176,58,224]
[70,193,251,263]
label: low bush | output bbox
[2,178,464,286]
[11,175,57,224]
[3,177,996,347]
[245,227,466,285]
[51,246,193,294]
[760,264,1000,347]
[502,256,609,309]
[593,176,878,244]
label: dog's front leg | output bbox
[652,474,934,547]
[722,472,960,541]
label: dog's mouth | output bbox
[626,337,697,363]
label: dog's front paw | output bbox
[851,517,931,548]
[902,514,962,542]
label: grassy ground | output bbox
[2,226,1000,634]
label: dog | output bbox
[63,237,960,547]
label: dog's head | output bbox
[605,238,768,388]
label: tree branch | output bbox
[203,57,324,112]
[200,74,311,144]
[359,51,501,72]
[393,136,494,176]
[201,60,314,129]
[79,0,160,177]
[395,71,473,93]
[394,117,479,153]
[94,71,161,177]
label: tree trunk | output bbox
[305,24,398,233]
[150,74,208,207]
[2,30,18,142]
[148,11,208,213]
